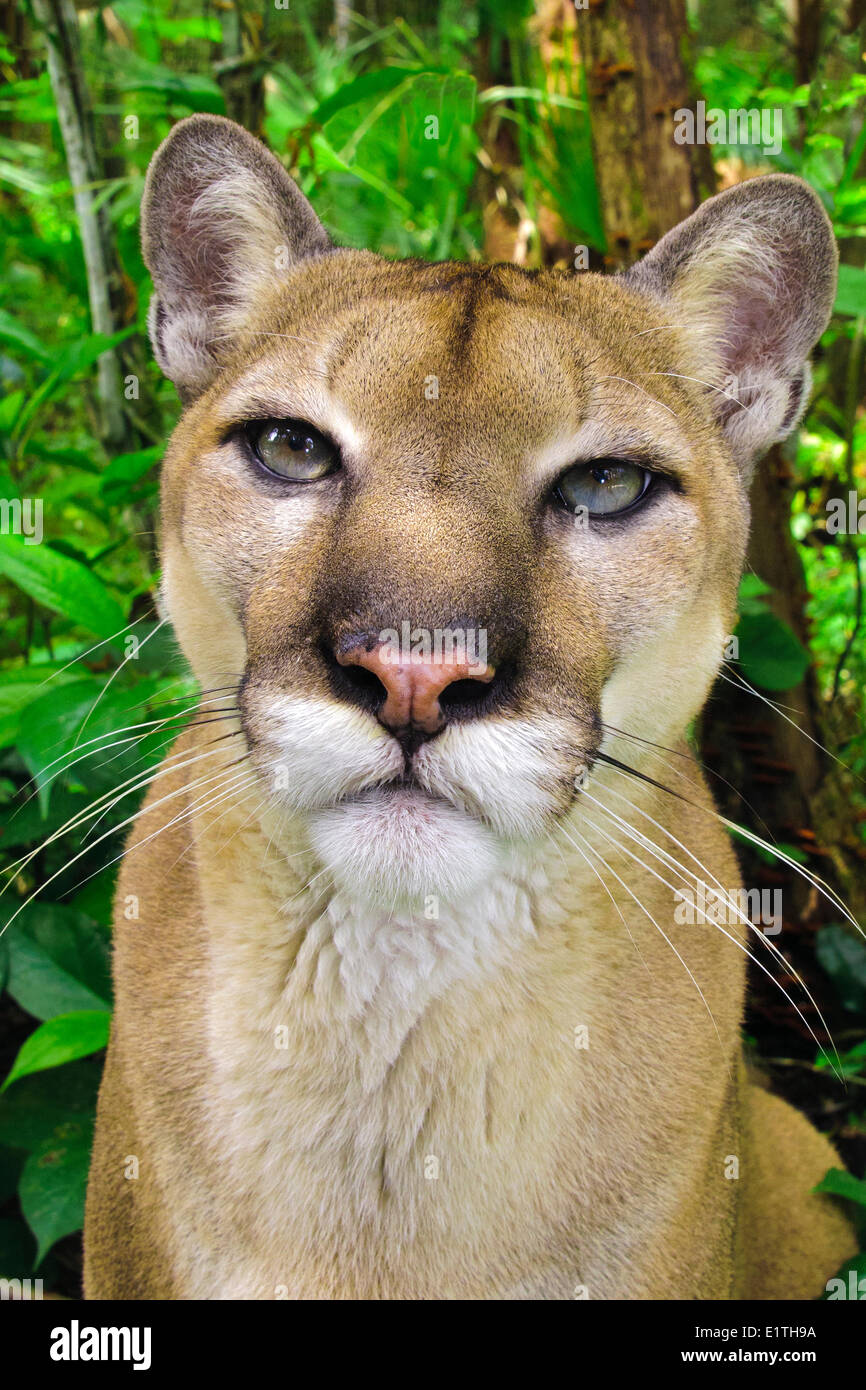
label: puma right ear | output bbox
[622,175,837,476]
[141,114,333,401]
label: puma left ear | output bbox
[621,175,837,475]
[142,114,333,401]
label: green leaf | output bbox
[0,1144,25,1204]
[116,59,225,114]
[310,133,414,213]
[19,903,110,999]
[6,936,109,1023]
[2,1011,111,1091]
[0,666,78,747]
[815,1037,866,1077]
[834,265,866,318]
[5,904,111,1022]
[99,444,163,499]
[18,1115,94,1264]
[0,1058,101,1151]
[0,309,50,362]
[813,1166,866,1208]
[70,868,117,930]
[816,924,866,1014]
[14,673,163,813]
[737,573,774,616]
[0,158,56,196]
[14,328,134,438]
[733,611,809,690]
[0,388,25,433]
[0,535,126,638]
[311,64,428,126]
[479,84,585,112]
[0,785,94,853]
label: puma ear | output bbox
[141,114,333,400]
[621,175,837,475]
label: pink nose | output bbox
[337,643,495,734]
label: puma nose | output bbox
[336,642,495,735]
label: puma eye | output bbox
[245,419,339,481]
[554,459,652,517]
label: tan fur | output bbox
[84,117,856,1299]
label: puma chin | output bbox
[238,678,596,905]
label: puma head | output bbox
[142,114,837,908]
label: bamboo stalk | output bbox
[31,0,126,445]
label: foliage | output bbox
[0,0,864,1293]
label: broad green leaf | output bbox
[6,934,109,1022]
[15,673,164,813]
[71,867,117,929]
[0,1057,101,1151]
[0,158,55,196]
[5,903,111,1022]
[99,444,163,498]
[28,442,102,472]
[813,1167,866,1208]
[0,535,126,638]
[0,786,94,853]
[310,133,414,213]
[2,1011,111,1091]
[0,1144,25,1204]
[733,611,809,690]
[739,577,773,596]
[15,903,111,1001]
[18,1115,94,1264]
[310,64,429,126]
[816,924,866,1014]
[116,58,225,114]
[737,574,774,617]
[0,309,50,362]
[0,666,78,747]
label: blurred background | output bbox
[0,0,864,1296]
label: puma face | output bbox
[144,116,836,909]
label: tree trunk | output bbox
[575,0,865,1044]
[575,0,714,268]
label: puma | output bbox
[84,114,857,1299]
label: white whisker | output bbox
[578,801,842,1080]
[585,781,841,1070]
[560,818,729,1068]
[73,619,168,748]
